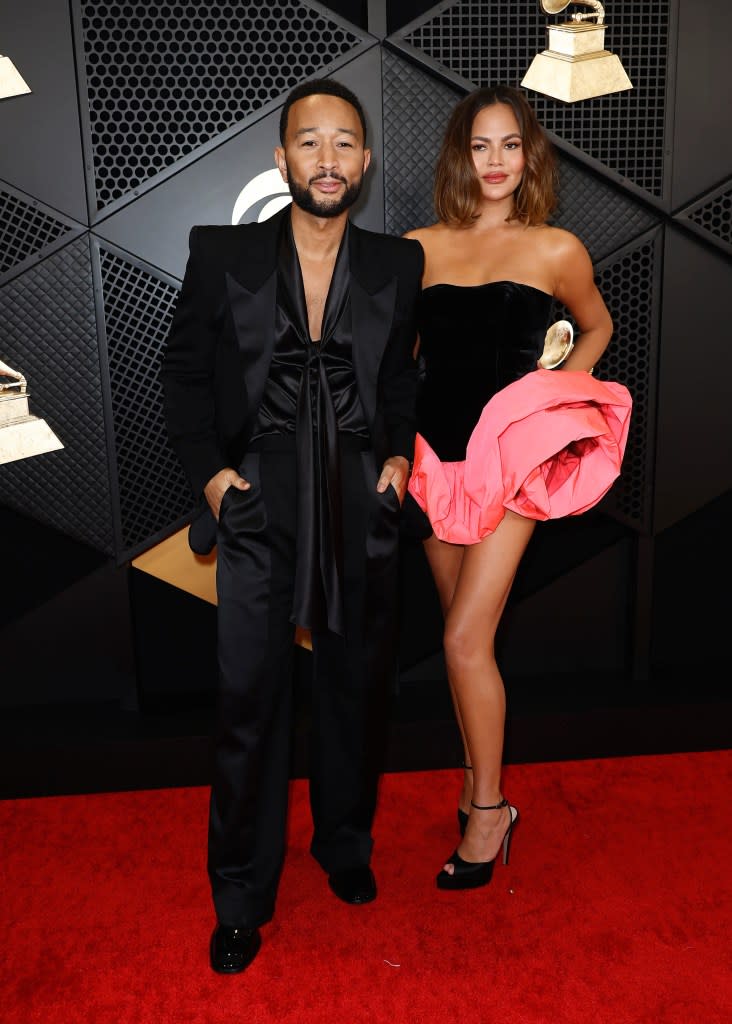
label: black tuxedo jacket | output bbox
[161,208,424,521]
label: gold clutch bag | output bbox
[538,320,574,369]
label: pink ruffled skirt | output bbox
[407,368,633,545]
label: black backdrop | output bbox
[1,1,730,725]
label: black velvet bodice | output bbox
[415,281,553,461]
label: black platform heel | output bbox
[437,797,519,891]
[457,762,472,837]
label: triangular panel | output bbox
[0,0,88,223]
[393,0,673,204]
[550,229,663,535]
[553,159,660,263]
[94,48,386,281]
[78,0,371,213]
[0,236,115,554]
[382,49,463,237]
[97,243,191,557]
[675,180,732,258]
[382,51,660,260]
[0,183,83,286]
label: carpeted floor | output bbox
[2,750,731,1023]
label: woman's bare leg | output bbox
[440,510,536,872]
[422,534,473,814]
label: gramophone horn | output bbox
[538,1,572,14]
[538,0,606,18]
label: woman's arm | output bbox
[551,230,613,373]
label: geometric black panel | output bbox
[553,155,660,262]
[0,185,77,282]
[554,230,661,533]
[92,44,388,279]
[382,49,659,256]
[594,233,660,532]
[80,0,366,210]
[0,0,89,224]
[677,180,732,257]
[0,236,115,554]
[653,227,732,534]
[398,0,671,200]
[382,49,463,236]
[381,50,659,258]
[99,247,191,556]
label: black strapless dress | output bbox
[404,282,553,539]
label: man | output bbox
[160,78,423,973]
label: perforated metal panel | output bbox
[382,50,660,258]
[79,0,366,210]
[595,235,659,531]
[382,48,462,236]
[553,157,660,262]
[396,0,672,200]
[0,187,76,281]
[677,180,732,257]
[0,236,115,554]
[552,230,661,532]
[99,246,192,555]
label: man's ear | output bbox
[274,146,287,183]
[362,148,372,175]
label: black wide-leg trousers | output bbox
[208,444,400,929]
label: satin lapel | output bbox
[226,268,277,387]
[225,208,286,418]
[349,226,397,427]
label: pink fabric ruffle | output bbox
[408,368,632,545]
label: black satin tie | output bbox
[278,220,351,636]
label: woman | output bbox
[404,86,614,891]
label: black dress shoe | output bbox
[210,924,262,974]
[328,866,377,905]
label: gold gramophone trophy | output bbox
[0,358,64,465]
[522,1,632,102]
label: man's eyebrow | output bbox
[294,126,359,138]
[471,133,522,142]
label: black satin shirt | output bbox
[251,218,369,440]
[250,215,369,637]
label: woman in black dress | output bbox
[404,86,614,890]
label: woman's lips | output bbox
[484,174,508,183]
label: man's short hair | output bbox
[279,78,367,145]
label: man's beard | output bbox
[287,167,363,218]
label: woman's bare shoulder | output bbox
[533,224,589,259]
[530,225,597,297]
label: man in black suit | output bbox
[161,78,423,973]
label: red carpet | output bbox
[2,751,731,1023]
